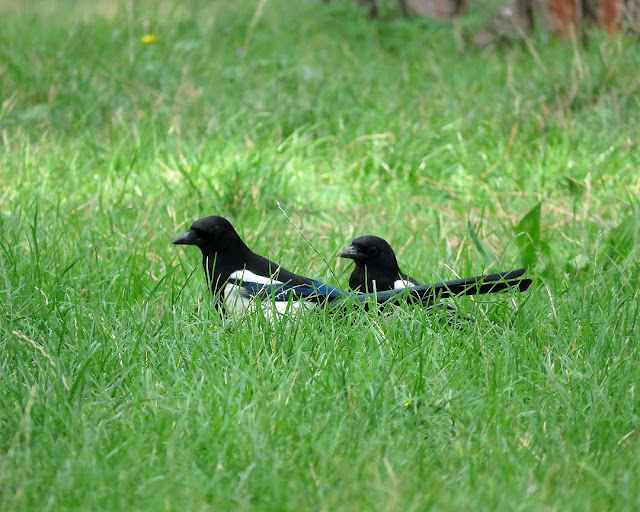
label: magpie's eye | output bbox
[367,247,378,256]
[192,228,208,240]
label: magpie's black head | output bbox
[338,235,400,272]
[172,216,247,255]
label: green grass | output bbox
[1,0,640,510]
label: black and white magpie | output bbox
[172,216,344,316]
[172,218,531,318]
[338,235,532,306]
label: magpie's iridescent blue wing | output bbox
[235,279,345,302]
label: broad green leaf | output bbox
[514,202,541,268]
[467,221,496,266]
[599,210,640,267]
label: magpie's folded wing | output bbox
[234,278,346,302]
[328,268,532,308]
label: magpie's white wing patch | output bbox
[393,279,413,290]
[224,269,315,318]
[228,269,283,286]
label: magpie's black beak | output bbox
[338,245,360,260]
[172,230,198,245]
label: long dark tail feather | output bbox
[330,268,532,308]
[425,268,533,299]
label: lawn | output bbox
[1,0,639,510]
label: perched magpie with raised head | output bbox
[172,216,344,317]
[338,235,532,308]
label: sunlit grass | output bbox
[1,0,639,510]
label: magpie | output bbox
[172,216,344,317]
[338,235,532,309]
[172,218,531,318]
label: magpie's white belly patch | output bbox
[223,269,316,318]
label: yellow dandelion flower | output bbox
[141,34,158,44]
